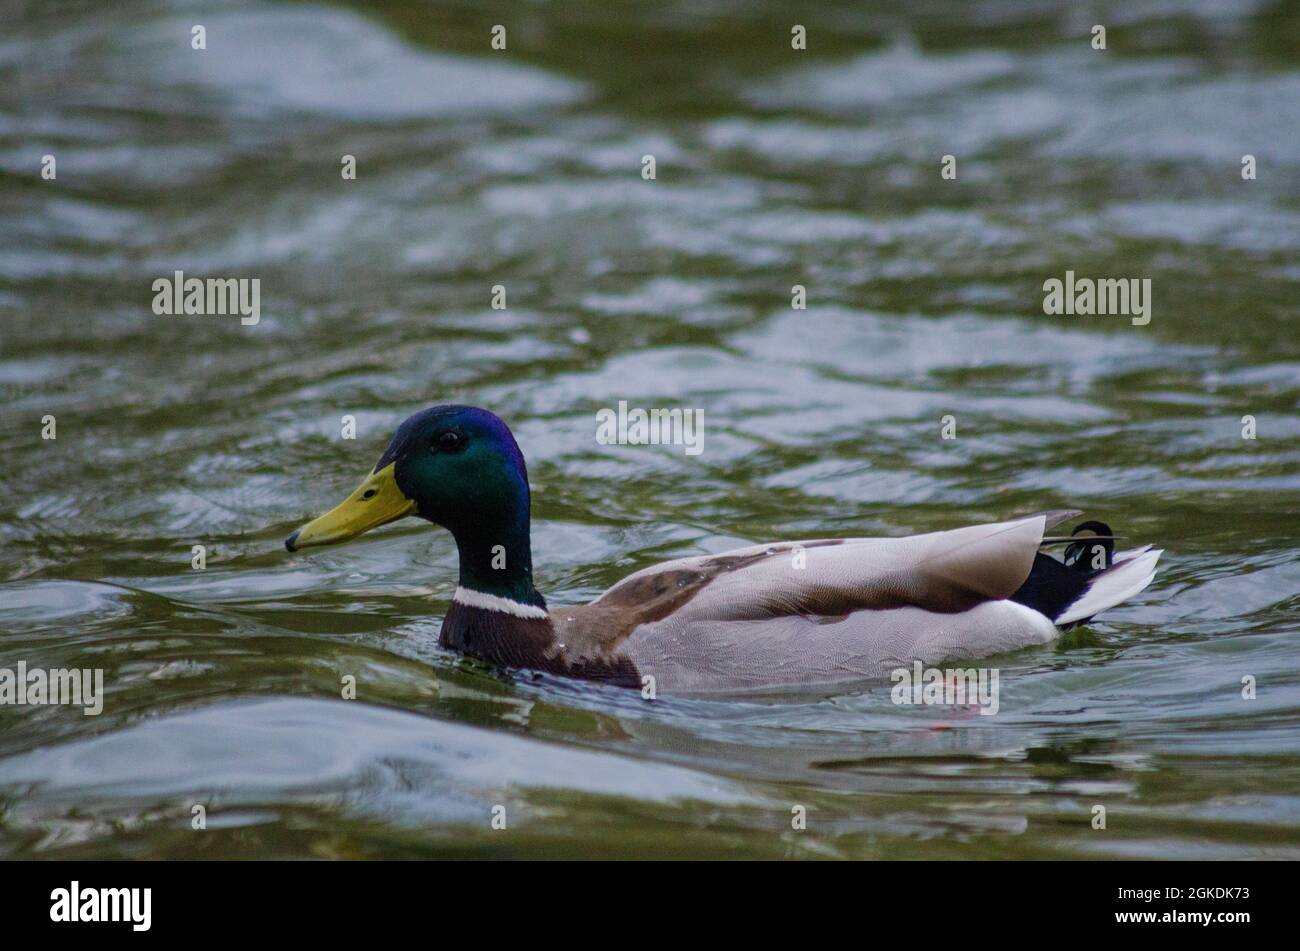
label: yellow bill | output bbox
[285,462,416,552]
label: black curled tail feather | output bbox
[1012,521,1115,626]
[1063,521,1115,571]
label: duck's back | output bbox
[554,515,1074,693]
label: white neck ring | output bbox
[452,586,548,620]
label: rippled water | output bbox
[1,0,1298,859]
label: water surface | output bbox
[1,0,1298,859]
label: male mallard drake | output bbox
[285,405,1161,694]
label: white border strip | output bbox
[453,586,549,620]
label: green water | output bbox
[1,0,1298,859]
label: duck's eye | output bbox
[434,430,466,453]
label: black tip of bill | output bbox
[284,531,300,553]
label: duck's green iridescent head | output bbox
[285,406,534,596]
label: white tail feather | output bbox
[1055,547,1162,625]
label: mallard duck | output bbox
[284,405,1161,694]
